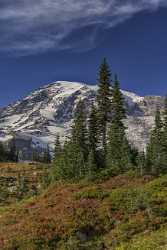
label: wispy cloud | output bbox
[0,0,166,55]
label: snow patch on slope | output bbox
[0,80,163,155]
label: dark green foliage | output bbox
[107,123,131,174]
[52,141,86,181]
[51,60,138,181]
[161,95,167,172]
[43,145,51,164]
[111,74,126,122]
[8,137,18,162]
[145,98,167,175]
[72,99,88,160]
[32,149,40,162]
[87,150,97,177]
[107,75,131,173]
[97,58,111,153]
[0,142,8,162]
[146,108,164,175]
[130,147,139,167]
[52,100,88,181]
[53,134,62,160]
[88,104,99,169]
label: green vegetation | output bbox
[1,174,167,249]
[0,162,49,206]
[106,74,131,173]
[1,58,167,249]
[51,59,167,182]
[51,59,137,182]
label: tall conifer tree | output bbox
[111,75,126,122]
[53,100,88,180]
[53,134,62,161]
[43,145,51,164]
[9,136,18,162]
[161,95,167,172]
[88,104,98,168]
[146,108,163,175]
[71,99,88,160]
[107,75,131,173]
[97,58,111,154]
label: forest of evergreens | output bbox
[51,59,167,182]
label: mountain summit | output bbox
[0,81,164,159]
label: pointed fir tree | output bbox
[87,150,97,177]
[137,151,146,176]
[71,99,88,160]
[88,104,98,169]
[0,142,7,162]
[106,75,131,174]
[52,140,86,181]
[52,100,88,181]
[111,74,126,122]
[9,137,18,162]
[97,58,111,154]
[146,108,163,175]
[53,134,62,161]
[43,145,51,164]
[161,95,167,172]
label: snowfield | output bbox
[0,81,164,157]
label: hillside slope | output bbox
[0,81,164,159]
[0,163,49,206]
[1,174,167,249]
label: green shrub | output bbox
[74,188,109,200]
[109,187,150,213]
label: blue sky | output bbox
[0,0,167,106]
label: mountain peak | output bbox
[0,81,164,160]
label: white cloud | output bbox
[0,0,166,55]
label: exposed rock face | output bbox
[0,81,164,159]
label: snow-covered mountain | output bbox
[0,81,164,159]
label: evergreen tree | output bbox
[111,75,126,122]
[32,149,40,162]
[146,108,163,175]
[9,137,18,162]
[97,58,111,154]
[161,95,167,172]
[130,147,139,167]
[53,140,86,181]
[52,100,88,181]
[53,134,62,160]
[71,99,88,160]
[43,145,51,164]
[137,151,146,176]
[88,104,98,169]
[107,75,131,173]
[0,142,7,162]
[87,150,97,177]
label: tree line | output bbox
[51,59,167,181]
[146,98,167,175]
[52,58,165,182]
